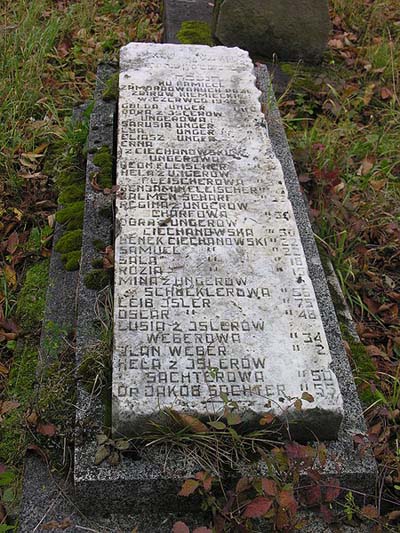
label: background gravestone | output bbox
[213,0,331,63]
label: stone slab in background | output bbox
[164,0,213,44]
[213,0,331,63]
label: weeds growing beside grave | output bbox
[278,0,400,525]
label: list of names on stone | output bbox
[113,43,343,437]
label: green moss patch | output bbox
[55,201,84,229]
[54,229,83,254]
[58,183,85,205]
[1,261,49,463]
[102,73,119,101]
[92,145,113,189]
[56,170,85,191]
[177,21,213,46]
[62,250,82,271]
[84,269,110,290]
[16,260,49,331]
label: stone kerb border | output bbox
[72,60,376,514]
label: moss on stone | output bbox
[177,21,214,46]
[62,250,81,271]
[102,73,119,102]
[55,201,84,227]
[84,269,110,290]
[93,239,106,252]
[54,229,83,254]
[91,258,104,269]
[99,204,113,219]
[16,261,49,331]
[58,183,85,205]
[78,343,111,394]
[57,170,85,190]
[92,146,113,189]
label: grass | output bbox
[279,0,400,516]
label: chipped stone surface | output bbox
[113,43,343,438]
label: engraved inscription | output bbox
[113,44,343,436]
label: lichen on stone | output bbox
[54,229,83,254]
[177,21,214,46]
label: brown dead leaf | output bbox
[370,179,387,191]
[357,156,375,176]
[37,422,57,437]
[3,265,17,288]
[380,87,393,100]
[0,400,20,415]
[26,410,39,426]
[42,518,72,530]
[6,231,19,254]
[177,413,208,433]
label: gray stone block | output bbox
[213,0,331,63]
[73,60,376,517]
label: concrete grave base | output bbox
[19,61,376,532]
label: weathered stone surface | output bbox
[213,0,331,63]
[113,43,343,438]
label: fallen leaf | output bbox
[278,489,298,515]
[178,479,199,497]
[361,504,379,519]
[380,87,393,100]
[387,510,400,521]
[301,392,314,402]
[324,478,341,502]
[320,503,334,523]
[305,485,321,506]
[6,232,19,254]
[42,518,72,530]
[259,412,275,425]
[94,444,110,465]
[357,156,375,176]
[37,422,57,437]
[25,410,38,426]
[243,496,273,518]
[262,478,277,496]
[0,400,20,415]
[172,521,190,533]
[236,477,251,494]
[177,413,208,433]
[3,265,16,288]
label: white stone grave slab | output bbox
[113,43,343,438]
